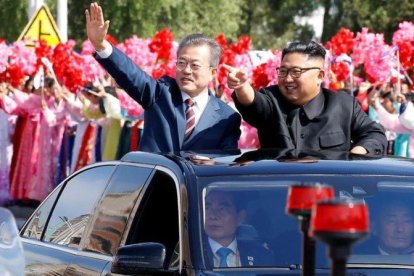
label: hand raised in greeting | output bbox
[85,2,110,51]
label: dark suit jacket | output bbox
[232,86,387,154]
[95,46,241,153]
[207,240,275,267]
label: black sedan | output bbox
[20,149,414,275]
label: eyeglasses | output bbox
[276,67,322,78]
[176,60,212,72]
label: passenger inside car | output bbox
[372,199,414,255]
[204,190,275,267]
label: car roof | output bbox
[121,149,414,178]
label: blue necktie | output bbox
[216,247,232,267]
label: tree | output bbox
[167,0,245,42]
[321,0,414,43]
[66,0,245,48]
[0,0,28,42]
[239,0,317,49]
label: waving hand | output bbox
[85,2,110,51]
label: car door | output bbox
[21,165,116,275]
[121,168,182,274]
[65,163,153,275]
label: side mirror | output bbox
[111,242,166,274]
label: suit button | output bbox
[300,133,305,139]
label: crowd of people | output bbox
[0,75,145,206]
[0,2,413,212]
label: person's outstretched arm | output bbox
[85,2,160,109]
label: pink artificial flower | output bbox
[116,88,144,117]
[0,42,11,73]
[118,36,157,75]
[9,41,37,76]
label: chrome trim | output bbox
[348,263,414,269]
[22,237,114,262]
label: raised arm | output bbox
[85,2,111,51]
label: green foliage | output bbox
[322,0,414,43]
[167,0,245,42]
[0,1,413,49]
[65,0,244,47]
[239,0,317,49]
[0,0,28,42]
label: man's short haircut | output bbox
[206,189,245,212]
[374,198,414,222]
[177,33,222,68]
[282,41,326,60]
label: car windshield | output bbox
[200,175,414,269]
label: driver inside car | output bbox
[204,190,275,267]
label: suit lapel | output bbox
[184,94,220,147]
[238,241,254,266]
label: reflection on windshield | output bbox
[202,178,414,268]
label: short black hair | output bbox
[84,82,100,93]
[380,91,394,101]
[404,92,414,103]
[206,190,245,212]
[282,41,326,60]
[44,77,55,88]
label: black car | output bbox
[20,149,414,275]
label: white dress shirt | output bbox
[181,91,209,127]
[208,237,240,267]
[95,41,113,58]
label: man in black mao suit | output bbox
[225,41,387,155]
[204,190,274,267]
[85,3,241,153]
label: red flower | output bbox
[230,36,251,55]
[331,62,350,82]
[47,41,86,92]
[149,28,174,61]
[152,62,174,80]
[105,34,118,45]
[0,64,25,87]
[35,40,53,66]
[396,41,414,69]
[252,63,270,90]
[325,28,355,56]
[215,34,228,50]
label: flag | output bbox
[33,67,44,89]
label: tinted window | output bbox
[200,175,414,269]
[43,166,115,248]
[127,171,179,264]
[21,185,62,239]
[84,165,152,255]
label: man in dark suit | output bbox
[85,3,241,153]
[371,200,414,255]
[224,41,387,155]
[204,190,274,267]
